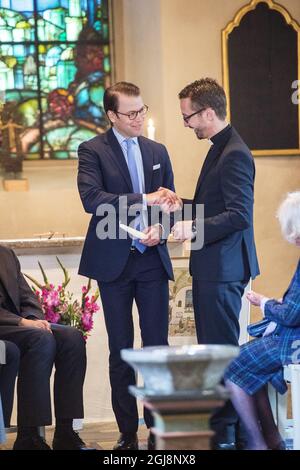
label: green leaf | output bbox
[56,256,70,288]
[24,273,44,290]
[93,288,100,302]
[38,261,49,286]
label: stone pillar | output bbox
[130,386,227,450]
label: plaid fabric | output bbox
[224,336,286,394]
[225,259,300,394]
[264,259,300,364]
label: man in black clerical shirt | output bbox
[170,78,260,449]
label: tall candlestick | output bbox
[147,118,155,140]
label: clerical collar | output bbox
[210,124,232,147]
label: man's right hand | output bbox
[19,318,52,333]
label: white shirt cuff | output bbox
[142,194,147,211]
[260,297,270,316]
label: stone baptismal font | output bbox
[122,344,239,450]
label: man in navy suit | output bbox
[170,78,260,449]
[77,82,177,450]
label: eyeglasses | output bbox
[116,105,149,121]
[183,108,206,124]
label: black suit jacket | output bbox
[0,246,44,326]
[77,129,175,282]
[186,126,260,282]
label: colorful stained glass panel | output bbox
[0,0,111,161]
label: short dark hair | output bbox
[179,78,227,120]
[103,81,140,116]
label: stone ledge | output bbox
[0,237,85,255]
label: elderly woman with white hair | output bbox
[224,191,300,450]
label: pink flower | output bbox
[45,309,60,324]
[27,259,100,341]
[45,290,60,308]
[90,302,100,313]
[81,312,94,331]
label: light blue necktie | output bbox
[126,139,146,253]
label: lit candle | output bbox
[147,118,155,140]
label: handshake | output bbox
[146,187,183,214]
[145,187,194,242]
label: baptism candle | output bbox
[147,119,155,140]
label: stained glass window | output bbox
[0,0,111,160]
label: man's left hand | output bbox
[140,225,162,247]
[171,221,194,241]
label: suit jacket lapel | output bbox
[138,137,154,194]
[106,129,133,191]
[193,145,219,200]
[193,129,232,201]
[105,130,154,194]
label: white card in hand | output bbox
[119,223,147,240]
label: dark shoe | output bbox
[236,439,248,450]
[212,442,236,450]
[211,422,236,450]
[13,435,51,450]
[52,430,96,450]
[270,441,286,450]
[147,432,155,450]
[235,421,248,450]
[113,433,138,450]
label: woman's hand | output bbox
[246,290,265,307]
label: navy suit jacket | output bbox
[186,126,260,282]
[77,129,175,282]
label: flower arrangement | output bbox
[25,257,100,340]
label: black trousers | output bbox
[0,324,86,426]
[192,279,248,443]
[0,341,20,427]
[98,247,169,434]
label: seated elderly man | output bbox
[225,191,300,450]
[0,245,93,450]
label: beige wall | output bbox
[0,160,90,238]
[0,0,300,320]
